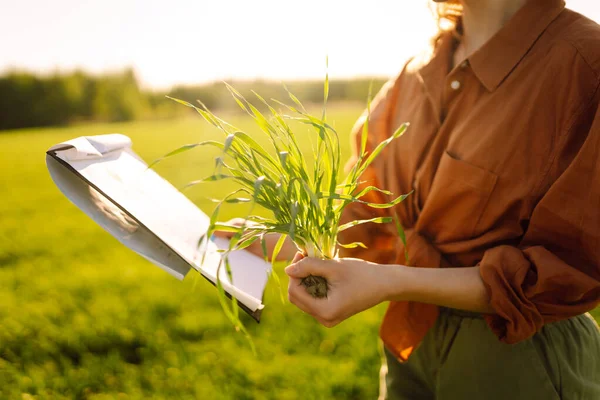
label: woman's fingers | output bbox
[212,217,247,239]
[285,258,387,328]
[288,276,314,304]
[287,279,312,311]
[288,275,342,327]
[288,277,325,317]
[212,219,295,261]
[285,257,335,279]
[212,230,233,239]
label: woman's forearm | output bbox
[380,264,494,314]
[285,257,495,327]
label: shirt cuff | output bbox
[479,245,544,343]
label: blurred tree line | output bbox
[0,69,386,131]
[0,69,148,130]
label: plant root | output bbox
[300,275,329,298]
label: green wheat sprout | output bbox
[151,69,410,346]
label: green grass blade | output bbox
[338,216,393,232]
[353,123,409,180]
[147,143,200,169]
[392,210,409,265]
[337,241,367,249]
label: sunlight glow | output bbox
[0,0,598,89]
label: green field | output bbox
[0,105,392,400]
[1,106,598,399]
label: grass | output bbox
[1,106,598,399]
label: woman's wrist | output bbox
[377,264,413,303]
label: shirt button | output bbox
[450,80,461,90]
[460,60,468,69]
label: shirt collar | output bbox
[468,0,566,91]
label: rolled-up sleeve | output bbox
[480,99,600,343]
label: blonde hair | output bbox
[431,1,463,32]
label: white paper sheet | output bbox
[46,134,271,319]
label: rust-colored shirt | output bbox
[339,0,600,361]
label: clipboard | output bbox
[46,134,271,321]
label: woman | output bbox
[220,0,600,398]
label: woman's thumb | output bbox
[285,256,328,278]
[284,252,305,277]
[291,252,304,263]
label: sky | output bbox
[1,0,599,90]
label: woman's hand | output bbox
[285,253,393,327]
[284,254,494,327]
[213,218,297,262]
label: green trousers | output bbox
[379,307,600,400]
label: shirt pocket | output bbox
[417,151,498,243]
